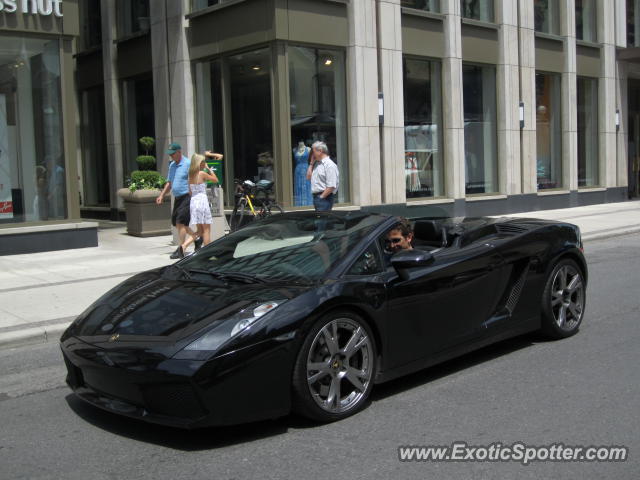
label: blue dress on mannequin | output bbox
[293,145,312,206]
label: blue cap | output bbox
[166,142,182,155]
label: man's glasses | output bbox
[387,237,403,244]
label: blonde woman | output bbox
[178,151,222,257]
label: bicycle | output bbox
[229,179,284,232]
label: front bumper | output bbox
[61,336,297,429]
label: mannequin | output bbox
[257,151,274,181]
[293,141,312,206]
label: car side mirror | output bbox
[391,249,434,281]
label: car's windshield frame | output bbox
[178,213,389,283]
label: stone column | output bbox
[597,0,618,189]
[441,0,465,205]
[347,0,382,207]
[518,0,537,194]
[616,61,629,189]
[377,0,405,204]
[151,0,196,176]
[496,0,522,196]
[614,0,628,188]
[560,0,578,192]
[101,0,125,215]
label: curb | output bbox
[582,226,640,242]
[0,322,70,350]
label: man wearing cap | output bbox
[156,142,201,259]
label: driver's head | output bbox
[386,221,413,253]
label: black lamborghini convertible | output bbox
[60,211,587,428]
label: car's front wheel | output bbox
[292,311,376,422]
[541,258,586,339]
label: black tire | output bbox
[230,201,246,232]
[540,258,586,339]
[292,310,377,422]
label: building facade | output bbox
[3,0,640,251]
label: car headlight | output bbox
[180,301,282,354]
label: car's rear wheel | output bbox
[292,311,376,422]
[541,258,586,339]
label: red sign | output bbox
[0,201,13,214]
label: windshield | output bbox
[180,213,384,282]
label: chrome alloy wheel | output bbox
[306,318,374,414]
[550,264,585,331]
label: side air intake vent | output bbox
[505,264,530,313]
[496,223,529,235]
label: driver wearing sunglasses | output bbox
[385,221,414,253]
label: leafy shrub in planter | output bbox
[127,170,167,192]
[136,136,156,171]
[136,155,156,171]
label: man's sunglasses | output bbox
[386,237,403,244]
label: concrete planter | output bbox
[117,188,171,237]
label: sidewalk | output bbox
[1,200,639,349]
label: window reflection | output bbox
[0,37,66,223]
[628,0,640,47]
[463,64,497,195]
[289,46,348,206]
[192,0,225,11]
[577,76,599,187]
[229,49,273,185]
[403,57,444,198]
[80,87,109,206]
[575,0,597,42]
[536,73,562,190]
[401,0,440,12]
[117,0,150,37]
[534,0,560,35]
[460,0,494,22]
[121,76,155,176]
[79,0,102,51]
[195,59,225,183]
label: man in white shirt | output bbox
[306,141,339,211]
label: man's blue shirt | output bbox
[167,156,190,196]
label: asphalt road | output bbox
[1,234,639,480]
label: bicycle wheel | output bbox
[230,200,246,232]
[266,202,284,217]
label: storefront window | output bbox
[534,0,560,35]
[117,0,150,37]
[192,0,227,10]
[79,0,102,51]
[289,46,348,206]
[577,76,599,187]
[403,57,444,198]
[461,0,494,22]
[195,59,224,166]
[80,87,109,206]
[0,36,66,223]
[463,64,497,195]
[229,48,273,186]
[401,0,440,12]
[575,0,597,42]
[121,76,155,175]
[629,0,640,47]
[536,73,562,190]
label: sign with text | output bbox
[0,0,63,17]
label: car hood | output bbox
[64,269,310,345]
